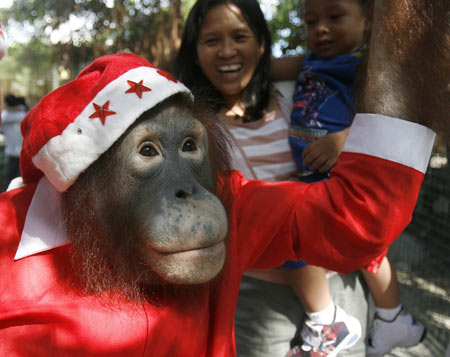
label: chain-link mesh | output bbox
[386,149,449,356]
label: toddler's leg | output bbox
[362,256,400,309]
[287,266,362,357]
[289,265,332,314]
[363,257,425,356]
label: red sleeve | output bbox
[230,114,435,274]
[231,153,424,274]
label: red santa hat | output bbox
[20,53,192,192]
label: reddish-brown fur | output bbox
[357,0,450,138]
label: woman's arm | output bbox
[270,55,305,81]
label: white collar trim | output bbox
[14,177,69,260]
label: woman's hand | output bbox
[302,128,350,172]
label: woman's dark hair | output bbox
[174,0,273,122]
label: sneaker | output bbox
[286,305,361,357]
[367,309,426,356]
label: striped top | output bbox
[223,89,298,182]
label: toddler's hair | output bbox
[358,0,374,18]
[300,0,373,17]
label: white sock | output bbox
[376,304,402,321]
[306,302,335,325]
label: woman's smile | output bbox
[217,63,242,74]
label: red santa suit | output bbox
[0,54,435,356]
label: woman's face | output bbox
[196,3,265,105]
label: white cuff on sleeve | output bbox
[344,114,436,173]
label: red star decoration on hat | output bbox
[157,70,178,83]
[125,79,151,98]
[89,100,116,125]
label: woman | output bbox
[175,0,271,124]
[173,1,365,356]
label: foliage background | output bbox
[0,0,306,106]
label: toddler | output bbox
[284,0,425,356]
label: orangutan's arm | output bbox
[356,0,450,138]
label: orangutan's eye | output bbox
[182,138,198,152]
[140,143,159,157]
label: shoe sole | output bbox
[398,326,427,348]
[327,320,362,357]
[367,327,427,356]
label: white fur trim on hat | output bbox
[32,66,191,192]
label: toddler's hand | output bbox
[302,128,350,172]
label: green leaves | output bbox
[0,0,307,103]
[268,0,306,57]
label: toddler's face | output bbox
[303,0,367,59]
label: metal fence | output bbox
[387,150,450,356]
